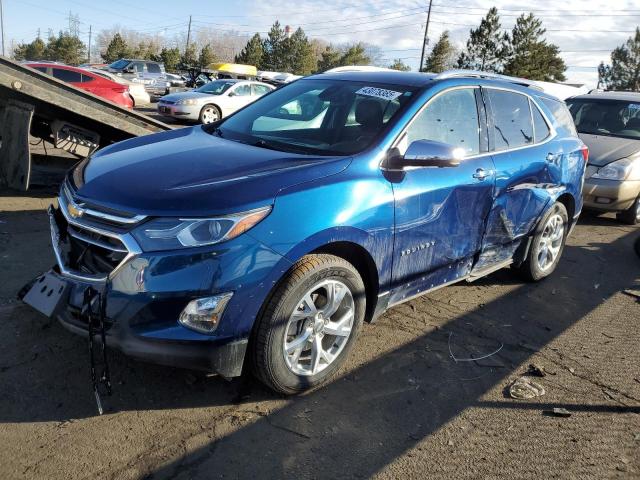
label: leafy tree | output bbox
[159,47,181,72]
[262,21,288,71]
[503,13,566,81]
[423,31,456,73]
[317,45,342,71]
[235,33,264,68]
[13,37,46,61]
[181,43,198,67]
[45,32,86,65]
[598,27,640,91]
[198,44,217,68]
[457,7,507,72]
[388,58,411,71]
[285,28,316,75]
[103,33,130,63]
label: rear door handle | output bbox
[472,168,489,180]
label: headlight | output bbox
[591,158,640,181]
[176,98,198,105]
[132,206,271,251]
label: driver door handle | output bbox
[472,168,489,180]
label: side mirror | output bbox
[386,140,465,170]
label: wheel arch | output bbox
[556,192,576,227]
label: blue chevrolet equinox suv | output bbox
[24,70,586,394]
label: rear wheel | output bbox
[617,195,640,225]
[251,254,365,394]
[516,202,569,282]
[199,104,221,124]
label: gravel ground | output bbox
[0,191,638,480]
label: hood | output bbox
[73,126,350,217]
[160,91,212,103]
[579,133,640,167]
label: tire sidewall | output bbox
[527,202,569,281]
[260,259,365,393]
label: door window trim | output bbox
[481,86,557,155]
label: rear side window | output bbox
[531,99,551,142]
[252,84,272,96]
[487,89,533,151]
[405,88,480,155]
[52,68,83,83]
[541,97,577,136]
[146,63,161,73]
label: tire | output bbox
[199,104,221,124]
[616,195,640,225]
[251,254,366,394]
[516,202,569,282]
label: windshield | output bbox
[214,79,418,155]
[196,80,236,95]
[109,59,130,70]
[566,98,640,139]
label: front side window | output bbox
[487,89,533,151]
[52,68,83,83]
[233,84,252,96]
[403,88,480,155]
[216,79,417,156]
[566,98,640,139]
[132,62,144,73]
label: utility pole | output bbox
[185,15,192,56]
[0,0,5,57]
[418,0,433,72]
[88,25,92,63]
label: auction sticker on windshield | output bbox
[356,86,402,101]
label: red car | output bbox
[25,63,134,109]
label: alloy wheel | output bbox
[282,279,355,376]
[536,213,565,272]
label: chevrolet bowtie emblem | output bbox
[67,203,84,218]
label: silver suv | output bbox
[107,59,176,97]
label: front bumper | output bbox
[583,177,640,212]
[157,102,200,121]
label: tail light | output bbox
[580,145,589,163]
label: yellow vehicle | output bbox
[208,63,257,80]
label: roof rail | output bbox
[434,69,543,90]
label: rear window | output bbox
[542,97,577,136]
[109,59,130,70]
[487,89,534,151]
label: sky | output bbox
[5,0,640,88]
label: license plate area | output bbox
[23,272,69,317]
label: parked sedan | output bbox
[157,79,274,123]
[566,92,640,224]
[81,67,151,106]
[26,63,133,109]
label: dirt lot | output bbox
[1,190,639,480]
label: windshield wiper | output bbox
[252,138,310,154]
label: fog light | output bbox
[179,293,233,334]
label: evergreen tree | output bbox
[339,43,371,66]
[235,33,264,68]
[503,13,566,81]
[103,33,129,63]
[262,21,287,71]
[159,47,181,72]
[317,45,342,72]
[423,31,456,73]
[13,38,46,61]
[457,7,507,72]
[181,43,198,67]
[45,32,86,65]
[598,27,640,91]
[285,28,316,75]
[388,58,411,71]
[198,44,217,68]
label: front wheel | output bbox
[199,104,221,124]
[251,254,365,394]
[515,202,569,282]
[617,195,640,225]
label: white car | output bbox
[81,67,151,106]
[157,79,274,124]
